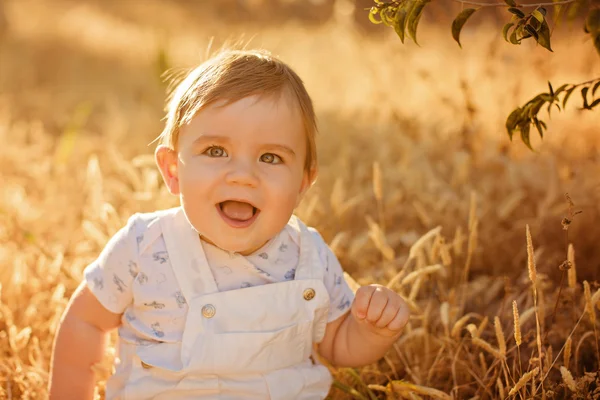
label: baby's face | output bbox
[164,94,310,255]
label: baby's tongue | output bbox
[221,200,254,221]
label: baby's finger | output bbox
[386,299,410,332]
[352,285,378,320]
[366,287,388,323]
[374,299,398,329]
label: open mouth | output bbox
[217,200,260,228]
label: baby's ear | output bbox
[155,145,180,195]
[297,166,318,205]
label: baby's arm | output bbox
[318,285,409,368]
[48,281,122,400]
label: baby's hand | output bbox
[351,284,409,338]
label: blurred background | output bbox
[1,0,599,398]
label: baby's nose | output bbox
[225,159,259,187]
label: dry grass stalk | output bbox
[372,161,382,202]
[508,367,539,396]
[496,377,505,399]
[478,351,487,373]
[583,281,596,325]
[559,366,577,392]
[512,301,522,346]
[563,337,572,369]
[567,244,577,289]
[494,316,506,357]
[390,380,452,400]
[472,337,504,359]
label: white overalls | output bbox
[105,208,334,399]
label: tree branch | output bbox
[452,0,575,7]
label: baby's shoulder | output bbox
[124,207,180,254]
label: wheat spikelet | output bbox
[567,243,577,289]
[440,302,449,336]
[583,281,596,325]
[494,316,506,357]
[452,225,465,256]
[513,300,522,346]
[466,323,478,338]
[439,243,452,267]
[401,264,444,285]
[408,226,442,260]
[526,225,537,286]
[564,336,572,368]
[472,337,503,359]
[408,276,424,302]
[451,313,477,338]
[372,161,382,201]
[592,288,600,310]
[477,316,489,337]
[559,366,577,392]
[508,367,539,396]
[496,377,505,399]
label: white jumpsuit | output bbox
[85,208,354,399]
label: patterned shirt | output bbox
[83,209,356,344]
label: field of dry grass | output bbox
[1,0,600,398]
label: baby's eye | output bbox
[260,153,282,164]
[203,146,228,157]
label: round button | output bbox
[303,288,316,301]
[202,304,216,318]
[141,361,152,369]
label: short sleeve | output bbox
[309,229,356,323]
[83,214,140,314]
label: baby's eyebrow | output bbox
[192,134,229,144]
[266,144,296,158]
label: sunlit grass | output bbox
[1,0,599,398]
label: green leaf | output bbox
[592,81,600,97]
[520,123,533,150]
[553,83,569,97]
[509,28,521,45]
[508,7,525,18]
[534,118,544,139]
[505,108,521,139]
[536,19,553,51]
[502,23,514,42]
[452,8,478,48]
[407,0,429,45]
[368,7,383,24]
[525,24,539,40]
[582,87,589,109]
[532,8,545,23]
[394,1,416,43]
[563,86,576,108]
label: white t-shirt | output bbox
[84,209,355,345]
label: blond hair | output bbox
[157,49,317,181]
